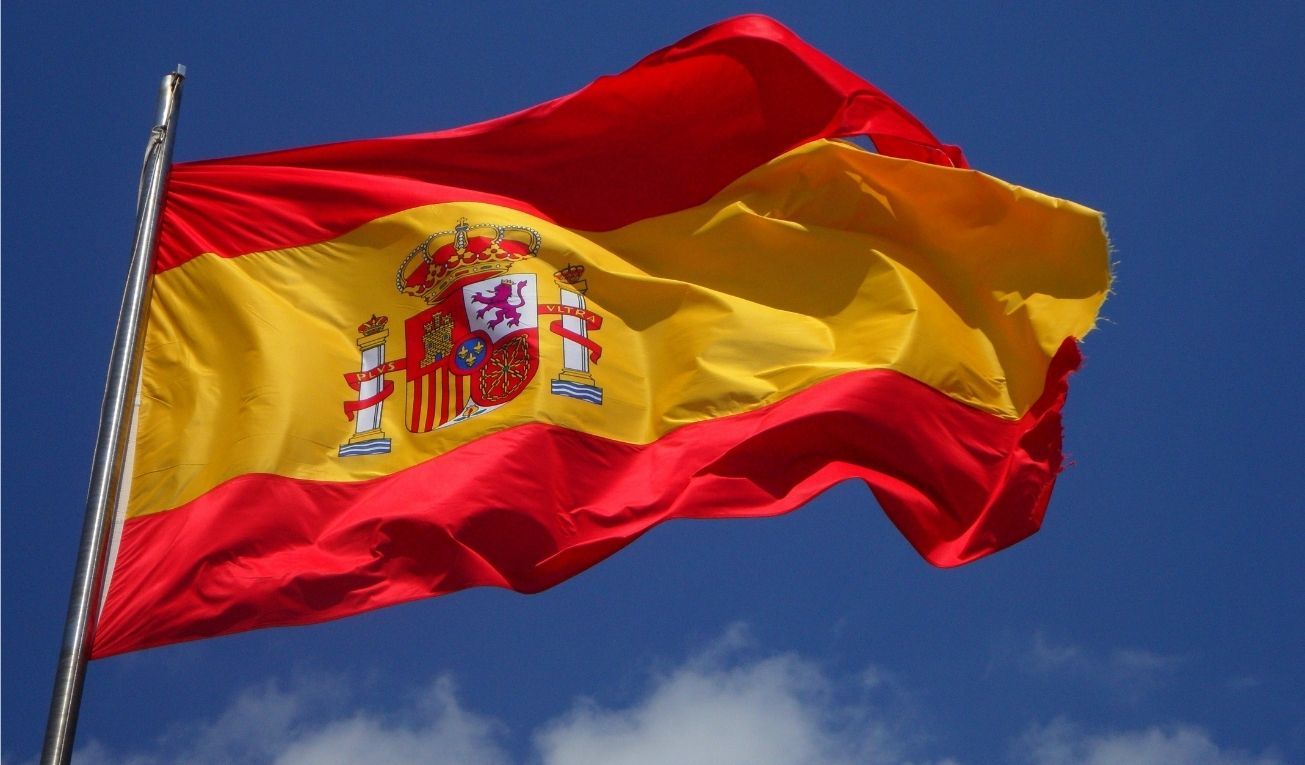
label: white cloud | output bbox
[272,678,509,765]
[65,677,507,765]
[536,652,902,765]
[1019,632,1186,700]
[57,630,1281,765]
[528,625,950,765]
[1027,631,1086,672]
[1017,718,1283,765]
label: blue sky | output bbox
[4,3,1302,763]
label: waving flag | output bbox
[92,15,1109,658]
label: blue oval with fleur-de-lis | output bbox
[453,335,489,373]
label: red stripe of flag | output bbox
[156,15,964,271]
[94,341,1077,658]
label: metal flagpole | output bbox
[40,66,186,765]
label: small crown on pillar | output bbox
[553,264,588,293]
[358,314,389,336]
[397,218,541,304]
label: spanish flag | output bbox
[93,16,1109,658]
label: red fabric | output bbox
[93,341,1077,658]
[157,14,965,271]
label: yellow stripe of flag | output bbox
[129,140,1108,520]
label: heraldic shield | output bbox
[340,218,605,457]
[403,273,540,432]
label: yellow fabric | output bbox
[128,139,1108,519]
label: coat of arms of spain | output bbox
[339,219,604,457]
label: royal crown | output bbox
[396,218,541,304]
[357,314,389,336]
[553,264,588,293]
